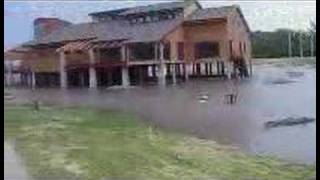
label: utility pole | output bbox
[288,32,292,57]
[310,32,314,57]
[299,31,304,58]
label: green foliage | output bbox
[252,29,316,58]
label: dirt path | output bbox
[4,142,30,180]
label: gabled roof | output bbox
[186,5,250,33]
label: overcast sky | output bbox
[4,0,316,50]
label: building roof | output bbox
[27,18,183,46]
[22,3,250,47]
[119,1,186,16]
[97,18,183,43]
[186,6,234,21]
[89,1,198,17]
[88,8,130,17]
[186,5,250,32]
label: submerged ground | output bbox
[4,58,316,179]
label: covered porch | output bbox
[6,38,229,89]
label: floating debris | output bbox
[106,85,136,90]
[265,117,315,128]
[264,78,297,85]
[225,94,237,104]
[197,93,209,103]
[286,71,304,78]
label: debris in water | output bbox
[197,93,209,103]
[264,78,297,85]
[225,94,237,104]
[286,71,304,78]
[265,117,315,128]
[107,85,136,90]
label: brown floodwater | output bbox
[7,58,316,164]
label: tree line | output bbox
[251,22,316,58]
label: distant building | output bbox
[5,0,252,89]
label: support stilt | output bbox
[172,64,177,85]
[59,51,67,89]
[88,49,97,89]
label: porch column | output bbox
[31,71,36,89]
[249,58,253,76]
[225,61,232,79]
[121,45,129,88]
[27,72,32,88]
[6,62,13,87]
[59,51,67,89]
[217,61,221,75]
[158,42,166,86]
[172,64,177,85]
[184,63,189,81]
[88,49,97,88]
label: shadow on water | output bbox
[7,58,316,164]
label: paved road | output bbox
[4,142,30,180]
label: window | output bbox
[130,43,155,60]
[164,43,171,60]
[229,40,233,56]
[243,43,246,53]
[195,42,220,59]
[177,42,184,60]
[100,48,121,61]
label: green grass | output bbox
[4,104,316,180]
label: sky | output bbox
[4,0,316,50]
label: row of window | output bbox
[92,12,182,24]
[129,13,181,24]
[68,41,222,61]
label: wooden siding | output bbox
[183,21,229,62]
[227,9,251,59]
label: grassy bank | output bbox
[4,104,315,180]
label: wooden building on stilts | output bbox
[4,1,252,89]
